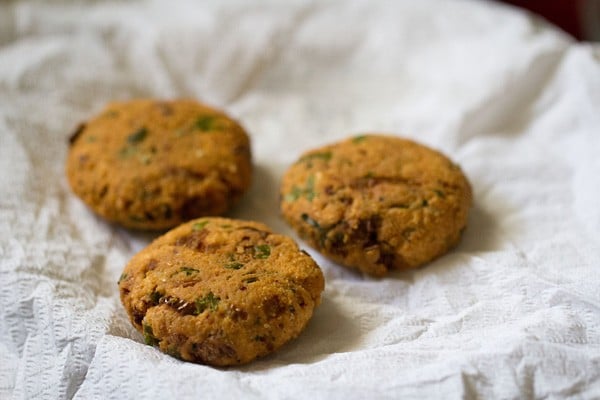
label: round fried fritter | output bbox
[118,217,324,366]
[66,99,252,230]
[280,134,472,276]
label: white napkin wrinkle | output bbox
[1,1,600,399]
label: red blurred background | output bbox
[498,0,600,40]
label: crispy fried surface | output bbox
[280,134,472,276]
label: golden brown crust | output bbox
[66,99,252,230]
[118,217,324,366]
[280,134,472,276]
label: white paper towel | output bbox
[1,0,600,398]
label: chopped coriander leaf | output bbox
[127,127,148,144]
[299,151,332,163]
[149,290,162,305]
[352,135,367,143]
[118,273,127,284]
[138,153,152,165]
[220,224,232,229]
[194,292,220,314]
[254,244,271,259]
[434,189,445,198]
[301,213,328,246]
[118,146,137,159]
[166,346,181,359]
[143,324,159,346]
[195,115,216,131]
[180,266,199,276]
[243,277,258,284]
[305,175,316,201]
[284,186,302,202]
[192,220,209,231]
[301,213,321,229]
[225,262,244,270]
[285,175,317,202]
[85,135,97,143]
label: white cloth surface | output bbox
[1,0,600,398]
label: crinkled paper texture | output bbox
[1,0,600,398]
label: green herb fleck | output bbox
[352,135,367,143]
[243,277,258,284]
[195,116,217,131]
[305,175,316,201]
[118,273,127,284]
[284,186,302,202]
[365,171,374,178]
[434,189,445,198]
[180,266,199,276]
[166,345,181,359]
[192,220,209,231]
[299,151,332,164]
[149,290,162,305]
[225,262,244,270]
[143,324,159,346]
[85,135,97,143]
[175,128,187,137]
[254,244,271,259]
[301,213,321,229]
[194,292,220,314]
[127,127,148,144]
[285,175,317,202]
[220,224,232,229]
[118,146,137,159]
[138,153,152,165]
[301,213,328,246]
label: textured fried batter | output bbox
[66,99,252,230]
[280,134,472,276]
[119,217,324,366]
